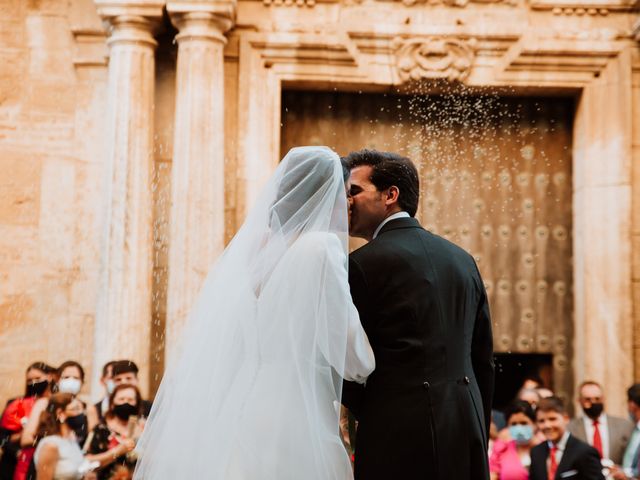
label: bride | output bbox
[134,146,375,479]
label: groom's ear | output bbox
[384,186,400,206]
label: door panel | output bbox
[281,90,574,401]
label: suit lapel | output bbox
[555,434,577,478]
[535,443,551,480]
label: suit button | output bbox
[423,382,430,389]
[463,376,470,385]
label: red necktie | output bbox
[548,444,558,480]
[592,419,603,458]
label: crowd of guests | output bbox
[5,359,640,480]
[0,360,151,480]
[489,379,640,480]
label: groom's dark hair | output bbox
[344,149,420,217]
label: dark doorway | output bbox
[493,353,553,411]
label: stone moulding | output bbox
[392,36,478,83]
[528,0,639,13]
[71,28,108,67]
[250,37,358,68]
[397,0,516,6]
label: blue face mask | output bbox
[509,424,534,445]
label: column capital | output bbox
[95,1,164,47]
[167,1,236,44]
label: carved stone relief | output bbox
[392,37,477,83]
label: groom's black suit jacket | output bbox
[343,217,494,480]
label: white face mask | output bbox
[106,380,116,395]
[58,378,82,395]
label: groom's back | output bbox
[347,216,494,480]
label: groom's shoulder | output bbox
[350,228,474,265]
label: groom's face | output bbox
[349,165,387,240]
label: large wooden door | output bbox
[281,90,574,402]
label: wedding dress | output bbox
[134,146,375,479]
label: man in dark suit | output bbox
[530,396,604,480]
[568,380,633,465]
[341,149,494,480]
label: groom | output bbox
[342,149,494,480]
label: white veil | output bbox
[134,146,362,479]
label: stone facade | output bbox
[0,0,638,414]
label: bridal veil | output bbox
[134,146,373,479]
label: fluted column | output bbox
[93,1,163,397]
[165,1,235,359]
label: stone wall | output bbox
[0,0,107,404]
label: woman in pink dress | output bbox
[490,400,540,480]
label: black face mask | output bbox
[65,413,87,437]
[112,403,138,421]
[584,402,604,420]
[26,379,49,397]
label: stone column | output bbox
[93,1,163,397]
[165,1,235,359]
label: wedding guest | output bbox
[609,383,640,480]
[34,394,133,480]
[535,387,553,399]
[0,362,55,480]
[488,416,500,459]
[521,375,543,391]
[493,409,507,431]
[110,361,152,417]
[55,361,99,445]
[93,362,116,422]
[517,388,541,410]
[21,361,98,452]
[490,400,539,480]
[568,380,633,465]
[529,397,603,480]
[87,384,145,480]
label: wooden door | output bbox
[281,90,574,403]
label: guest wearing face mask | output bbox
[87,384,145,480]
[568,380,633,466]
[21,361,98,454]
[55,361,99,441]
[0,362,55,480]
[110,361,152,418]
[490,400,540,480]
[93,362,116,423]
[34,394,134,480]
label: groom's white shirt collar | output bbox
[372,211,410,239]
